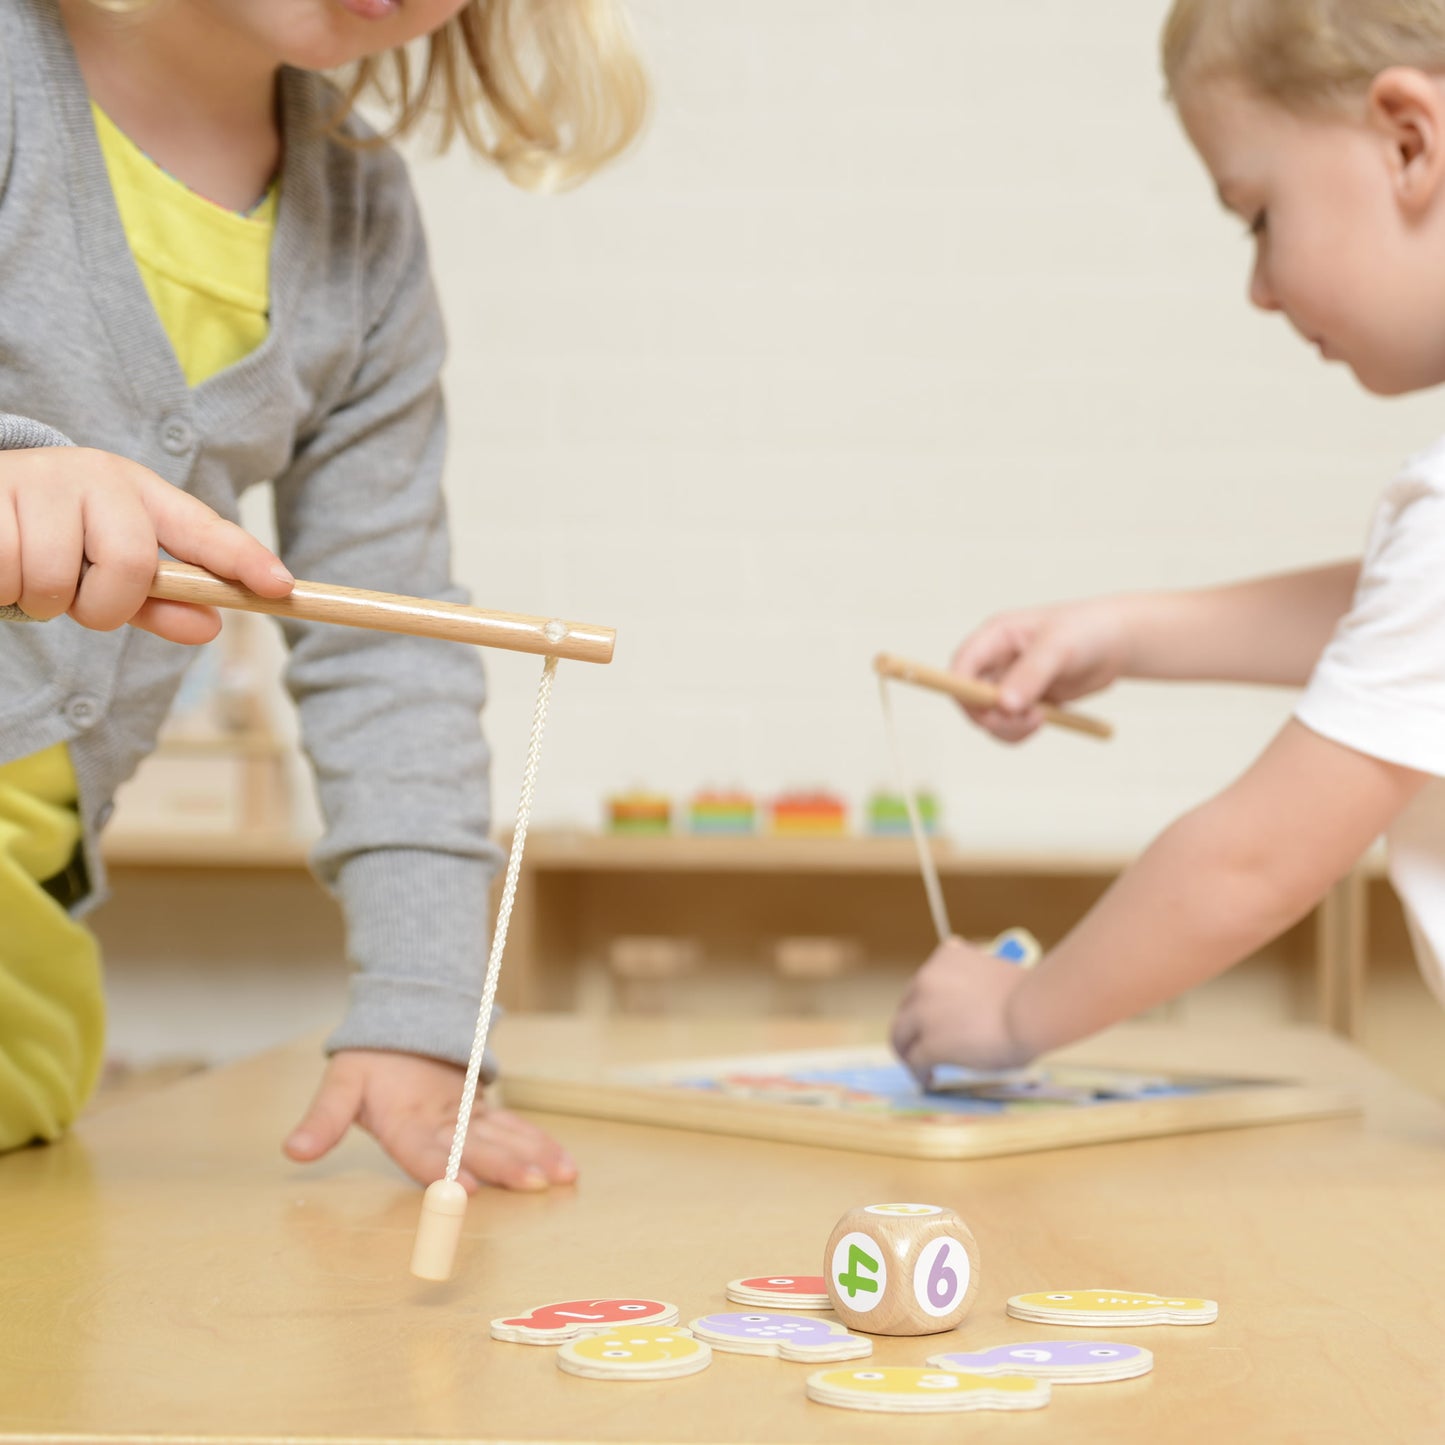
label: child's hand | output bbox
[0,446,292,643]
[283,1049,579,1192]
[951,597,1129,742]
[890,936,1034,1085]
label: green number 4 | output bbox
[837,1243,880,1298]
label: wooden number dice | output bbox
[824,1202,980,1335]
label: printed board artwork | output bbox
[502,1044,1357,1161]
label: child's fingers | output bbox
[889,1001,928,1086]
[387,1109,576,1194]
[13,484,85,621]
[950,627,1033,732]
[367,1120,468,1190]
[950,628,1021,698]
[77,467,224,642]
[70,486,164,631]
[128,597,224,646]
[11,485,80,619]
[135,469,293,599]
[895,1004,953,1088]
[457,1110,576,1191]
[898,1037,936,1092]
[977,705,1046,745]
[284,1063,366,1164]
[474,1108,579,1185]
[997,639,1067,715]
[0,492,20,606]
[369,1121,496,1195]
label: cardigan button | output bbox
[64,692,101,729]
[160,414,195,455]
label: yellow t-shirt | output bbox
[91,101,276,388]
[0,106,277,1147]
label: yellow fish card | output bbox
[556,1325,712,1381]
[1007,1289,1218,1327]
[806,1367,1050,1414]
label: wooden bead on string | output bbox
[410,1179,469,1281]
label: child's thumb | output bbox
[284,1065,365,1162]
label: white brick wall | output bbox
[399,0,1445,854]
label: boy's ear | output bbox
[1368,67,1445,215]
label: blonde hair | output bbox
[343,1,648,192]
[87,0,648,192]
[1162,0,1445,110]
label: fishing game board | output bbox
[502,1044,1358,1160]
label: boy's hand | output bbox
[0,446,292,643]
[951,597,1129,742]
[283,1049,579,1193]
[890,936,1034,1084]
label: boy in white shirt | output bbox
[891,0,1445,1077]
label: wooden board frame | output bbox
[502,1044,1359,1160]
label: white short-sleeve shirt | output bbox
[1296,437,1445,1003]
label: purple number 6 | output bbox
[926,1242,958,1308]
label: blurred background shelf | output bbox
[96,826,1385,1021]
[103,829,312,869]
[94,822,1436,1096]
[520,828,1132,876]
[499,830,1323,1021]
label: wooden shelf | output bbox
[504,831,1135,1014]
[97,827,1373,1039]
[103,830,312,869]
[502,831,1375,1031]
[527,828,1132,876]
[99,826,1130,875]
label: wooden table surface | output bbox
[3,1016,1445,1444]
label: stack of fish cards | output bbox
[1007,1289,1219,1327]
[928,1341,1153,1384]
[804,1366,1051,1413]
[724,1274,830,1310]
[490,1298,679,1344]
[689,1312,870,1362]
[556,1325,712,1381]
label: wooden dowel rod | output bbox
[874,652,1113,740]
[151,561,615,664]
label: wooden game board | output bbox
[501,1043,1358,1160]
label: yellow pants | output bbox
[0,744,104,1149]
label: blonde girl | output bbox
[0,0,644,1189]
[892,0,1445,1079]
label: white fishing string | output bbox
[878,675,951,946]
[444,654,558,1182]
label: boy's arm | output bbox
[1008,718,1424,1055]
[958,563,1360,744]
[1118,562,1361,686]
[892,718,1426,1076]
